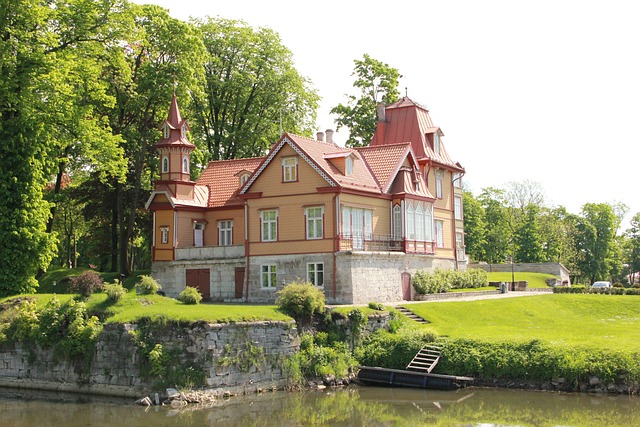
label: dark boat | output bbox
[356,344,474,390]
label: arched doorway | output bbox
[401,272,412,301]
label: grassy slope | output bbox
[0,292,289,324]
[486,272,557,288]
[410,294,640,350]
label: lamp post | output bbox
[506,255,515,291]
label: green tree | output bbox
[574,203,617,284]
[625,212,640,285]
[538,206,579,269]
[513,204,544,263]
[462,191,487,261]
[478,187,511,264]
[331,54,401,147]
[0,0,126,295]
[191,17,319,162]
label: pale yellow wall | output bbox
[154,248,174,261]
[247,192,336,255]
[249,145,329,197]
[340,193,390,236]
[176,211,206,247]
[204,208,246,246]
[155,210,173,247]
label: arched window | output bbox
[393,204,402,240]
[182,156,189,174]
[162,156,169,173]
[163,124,169,139]
[425,204,433,241]
[406,204,415,240]
[345,157,353,176]
[416,203,425,241]
[181,125,186,139]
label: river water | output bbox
[1,386,638,426]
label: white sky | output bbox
[137,0,640,227]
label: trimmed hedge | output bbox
[553,286,640,295]
[412,268,489,294]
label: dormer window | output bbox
[345,157,353,176]
[433,133,440,155]
[181,124,186,139]
[163,124,169,139]
[282,157,297,182]
[182,156,189,174]
[240,173,250,187]
[162,156,169,173]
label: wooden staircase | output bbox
[406,344,442,373]
[394,305,429,324]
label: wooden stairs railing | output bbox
[406,344,442,373]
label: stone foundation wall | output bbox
[0,321,299,397]
[152,257,246,300]
[335,252,456,304]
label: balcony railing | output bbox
[338,234,435,255]
[175,244,244,261]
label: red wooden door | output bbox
[401,272,412,301]
[235,267,245,299]
[186,268,210,300]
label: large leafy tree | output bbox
[625,212,640,284]
[331,54,401,147]
[513,204,544,263]
[574,203,617,284]
[462,191,487,262]
[191,17,319,162]
[86,3,206,275]
[478,188,511,264]
[0,0,127,295]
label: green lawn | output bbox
[409,294,640,350]
[0,292,290,324]
[486,271,557,288]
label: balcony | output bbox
[175,245,244,261]
[338,234,435,255]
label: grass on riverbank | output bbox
[486,271,556,288]
[409,294,640,351]
[0,292,289,324]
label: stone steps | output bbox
[394,306,429,324]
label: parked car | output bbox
[591,281,612,289]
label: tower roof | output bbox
[155,95,195,149]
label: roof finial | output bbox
[173,72,177,95]
[405,87,408,97]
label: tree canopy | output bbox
[331,54,401,147]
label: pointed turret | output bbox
[154,95,196,200]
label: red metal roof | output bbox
[196,157,265,208]
[370,97,463,172]
[155,95,195,149]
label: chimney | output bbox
[325,129,334,144]
[316,131,324,142]
[377,102,386,122]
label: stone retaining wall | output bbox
[0,320,299,397]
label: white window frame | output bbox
[218,220,233,246]
[260,264,277,289]
[416,203,425,241]
[261,210,278,242]
[160,226,169,244]
[306,206,324,240]
[436,171,443,198]
[240,173,249,187]
[181,124,186,139]
[163,124,169,138]
[393,204,402,240]
[182,156,189,174]
[345,157,353,176]
[406,204,415,239]
[307,262,324,287]
[436,220,444,248]
[282,157,297,182]
[193,222,205,247]
[433,133,440,155]
[425,204,434,241]
[453,173,462,188]
[454,196,463,220]
[162,156,169,173]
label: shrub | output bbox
[276,280,325,324]
[69,270,103,298]
[137,275,161,295]
[412,269,452,294]
[178,287,203,305]
[613,282,624,288]
[103,283,127,302]
[368,302,384,311]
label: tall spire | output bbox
[167,93,182,128]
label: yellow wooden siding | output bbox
[155,210,174,249]
[247,193,335,255]
[249,145,329,196]
[204,208,245,245]
[154,248,174,261]
[154,194,170,203]
[176,211,204,247]
[340,194,390,236]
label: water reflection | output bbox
[0,386,638,426]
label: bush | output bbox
[137,275,161,295]
[276,280,325,324]
[412,269,489,294]
[103,283,127,302]
[69,270,103,298]
[178,287,203,305]
[368,302,384,311]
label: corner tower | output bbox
[154,94,196,199]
